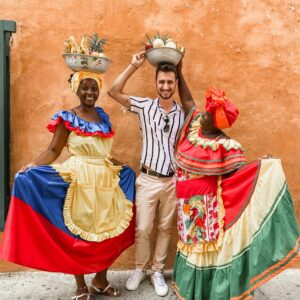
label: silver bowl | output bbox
[63,53,112,73]
[145,47,183,67]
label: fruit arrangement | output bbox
[144,32,185,53]
[64,33,109,59]
[63,33,111,73]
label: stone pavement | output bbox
[0,269,299,300]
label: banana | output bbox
[68,36,79,53]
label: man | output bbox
[108,51,184,297]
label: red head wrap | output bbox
[205,87,239,129]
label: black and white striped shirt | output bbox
[130,96,184,175]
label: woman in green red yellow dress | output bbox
[172,66,300,300]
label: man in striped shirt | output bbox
[108,51,184,297]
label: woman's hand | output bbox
[19,162,37,173]
[131,51,146,69]
[110,158,126,166]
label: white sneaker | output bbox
[151,272,169,297]
[126,269,147,291]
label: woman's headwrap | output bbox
[205,87,239,129]
[70,71,104,93]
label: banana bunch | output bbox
[64,34,107,57]
[64,36,79,53]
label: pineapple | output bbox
[87,33,106,54]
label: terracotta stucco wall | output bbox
[1,0,300,269]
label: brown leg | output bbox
[91,269,121,297]
[73,275,90,299]
[93,269,109,286]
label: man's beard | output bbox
[157,89,175,100]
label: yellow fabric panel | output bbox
[52,132,133,242]
[66,131,113,158]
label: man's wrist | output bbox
[130,63,138,70]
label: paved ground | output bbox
[0,269,299,299]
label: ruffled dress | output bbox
[1,107,136,275]
[172,107,300,300]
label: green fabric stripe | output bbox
[250,242,300,286]
[173,187,300,300]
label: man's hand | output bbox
[108,50,146,108]
[131,51,146,69]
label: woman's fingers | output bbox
[19,163,36,173]
[261,154,274,159]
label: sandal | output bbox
[71,286,93,300]
[89,282,121,297]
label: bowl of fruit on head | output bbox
[145,33,185,67]
[63,33,112,73]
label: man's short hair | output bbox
[155,63,178,79]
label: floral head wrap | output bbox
[205,87,239,129]
[70,71,104,93]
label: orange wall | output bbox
[1,0,300,269]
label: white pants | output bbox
[134,172,177,272]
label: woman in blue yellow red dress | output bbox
[172,66,300,300]
[0,71,135,299]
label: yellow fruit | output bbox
[64,40,72,53]
[69,36,79,53]
[70,46,77,53]
[179,47,186,53]
[80,35,90,53]
[78,46,87,55]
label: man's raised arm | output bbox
[108,51,145,108]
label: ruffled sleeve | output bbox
[47,107,115,138]
[175,106,246,175]
[177,106,201,146]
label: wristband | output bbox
[130,63,138,70]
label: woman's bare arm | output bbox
[177,62,196,115]
[20,123,69,171]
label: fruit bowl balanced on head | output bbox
[144,32,185,67]
[63,33,112,73]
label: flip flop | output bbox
[71,286,93,300]
[71,292,91,300]
[89,282,121,297]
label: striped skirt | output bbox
[173,159,299,300]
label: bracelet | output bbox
[130,63,138,70]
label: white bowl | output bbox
[63,54,112,73]
[145,47,183,67]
